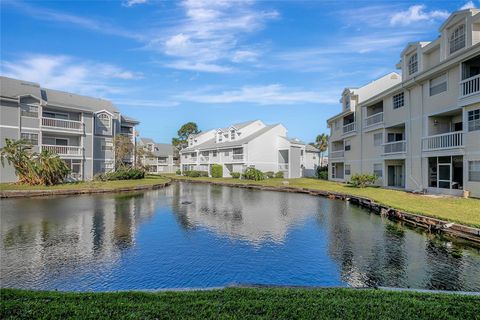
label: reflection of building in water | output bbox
[326,202,480,290]
[171,182,320,245]
[0,190,167,287]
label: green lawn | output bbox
[166,175,480,228]
[1,288,478,319]
[0,175,169,192]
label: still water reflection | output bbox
[1,182,479,291]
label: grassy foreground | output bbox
[167,175,480,228]
[0,175,169,192]
[1,288,479,319]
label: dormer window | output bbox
[218,133,223,142]
[408,53,418,75]
[345,98,350,110]
[98,113,110,128]
[230,130,236,140]
[189,138,193,146]
[449,24,465,54]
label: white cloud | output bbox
[0,54,142,96]
[176,84,338,105]
[115,99,179,108]
[390,5,449,26]
[123,0,148,7]
[460,1,476,10]
[150,0,278,72]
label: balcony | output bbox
[330,150,344,159]
[422,132,464,151]
[343,122,356,134]
[200,156,210,163]
[364,112,384,128]
[383,141,406,154]
[42,145,83,156]
[41,118,83,131]
[460,74,480,98]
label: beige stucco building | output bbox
[328,9,480,198]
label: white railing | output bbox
[232,154,244,161]
[200,156,210,162]
[67,173,82,180]
[42,145,83,156]
[278,163,289,171]
[343,122,356,134]
[190,157,197,162]
[460,74,480,98]
[422,132,464,151]
[364,112,384,127]
[42,117,83,130]
[383,141,406,154]
[330,150,344,158]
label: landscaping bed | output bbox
[1,287,478,319]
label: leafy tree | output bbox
[172,122,200,151]
[36,150,70,185]
[313,133,329,168]
[114,135,134,170]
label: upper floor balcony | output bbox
[383,141,406,154]
[364,101,384,128]
[460,56,480,99]
[41,144,83,156]
[330,150,345,159]
[41,117,83,132]
[343,122,356,134]
[342,113,356,134]
[422,131,464,151]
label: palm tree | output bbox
[0,138,36,184]
[36,149,70,185]
[314,133,329,168]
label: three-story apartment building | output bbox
[328,9,480,197]
[0,76,139,182]
[138,137,179,174]
[180,120,320,178]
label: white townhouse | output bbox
[138,137,179,174]
[327,9,480,198]
[180,120,320,178]
[0,76,139,182]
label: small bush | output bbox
[176,169,181,175]
[102,167,146,181]
[243,167,265,181]
[274,171,284,179]
[349,173,377,188]
[265,171,274,178]
[230,172,241,179]
[211,164,223,178]
[315,166,328,180]
[184,170,208,178]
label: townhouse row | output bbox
[180,120,322,178]
[138,137,179,174]
[0,76,139,182]
[327,8,480,197]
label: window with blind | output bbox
[373,133,383,146]
[468,109,480,131]
[373,163,382,178]
[20,133,38,145]
[449,24,465,54]
[430,73,447,96]
[408,53,418,75]
[469,161,480,182]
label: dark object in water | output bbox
[181,201,192,205]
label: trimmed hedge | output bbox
[243,167,265,181]
[211,164,223,178]
[230,172,241,179]
[349,173,377,188]
[183,170,208,178]
[96,167,146,181]
[274,171,284,179]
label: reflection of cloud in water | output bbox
[171,182,322,245]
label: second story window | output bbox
[344,140,351,151]
[468,109,480,131]
[20,132,38,145]
[20,104,38,118]
[408,53,418,75]
[429,73,447,96]
[392,92,404,109]
[373,133,383,146]
[449,24,465,54]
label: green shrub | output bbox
[348,173,377,188]
[176,169,181,175]
[274,171,284,179]
[243,167,265,181]
[230,172,241,179]
[184,170,208,178]
[317,171,328,180]
[211,164,223,178]
[265,171,274,178]
[102,167,146,181]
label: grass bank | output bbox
[166,175,480,228]
[1,288,478,319]
[0,175,169,192]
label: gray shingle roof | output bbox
[305,144,320,152]
[139,138,175,157]
[182,124,279,152]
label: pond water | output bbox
[1,182,479,292]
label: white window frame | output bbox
[97,113,111,128]
[20,104,39,118]
[468,109,480,132]
[373,133,383,147]
[469,161,480,182]
[344,164,351,176]
[408,53,418,75]
[230,130,236,140]
[373,163,383,178]
[392,92,404,109]
[20,132,39,145]
[344,139,351,151]
[449,24,466,54]
[429,73,447,96]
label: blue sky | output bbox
[0,0,475,143]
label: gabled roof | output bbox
[139,137,175,157]
[439,8,479,32]
[182,124,280,152]
[121,115,139,124]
